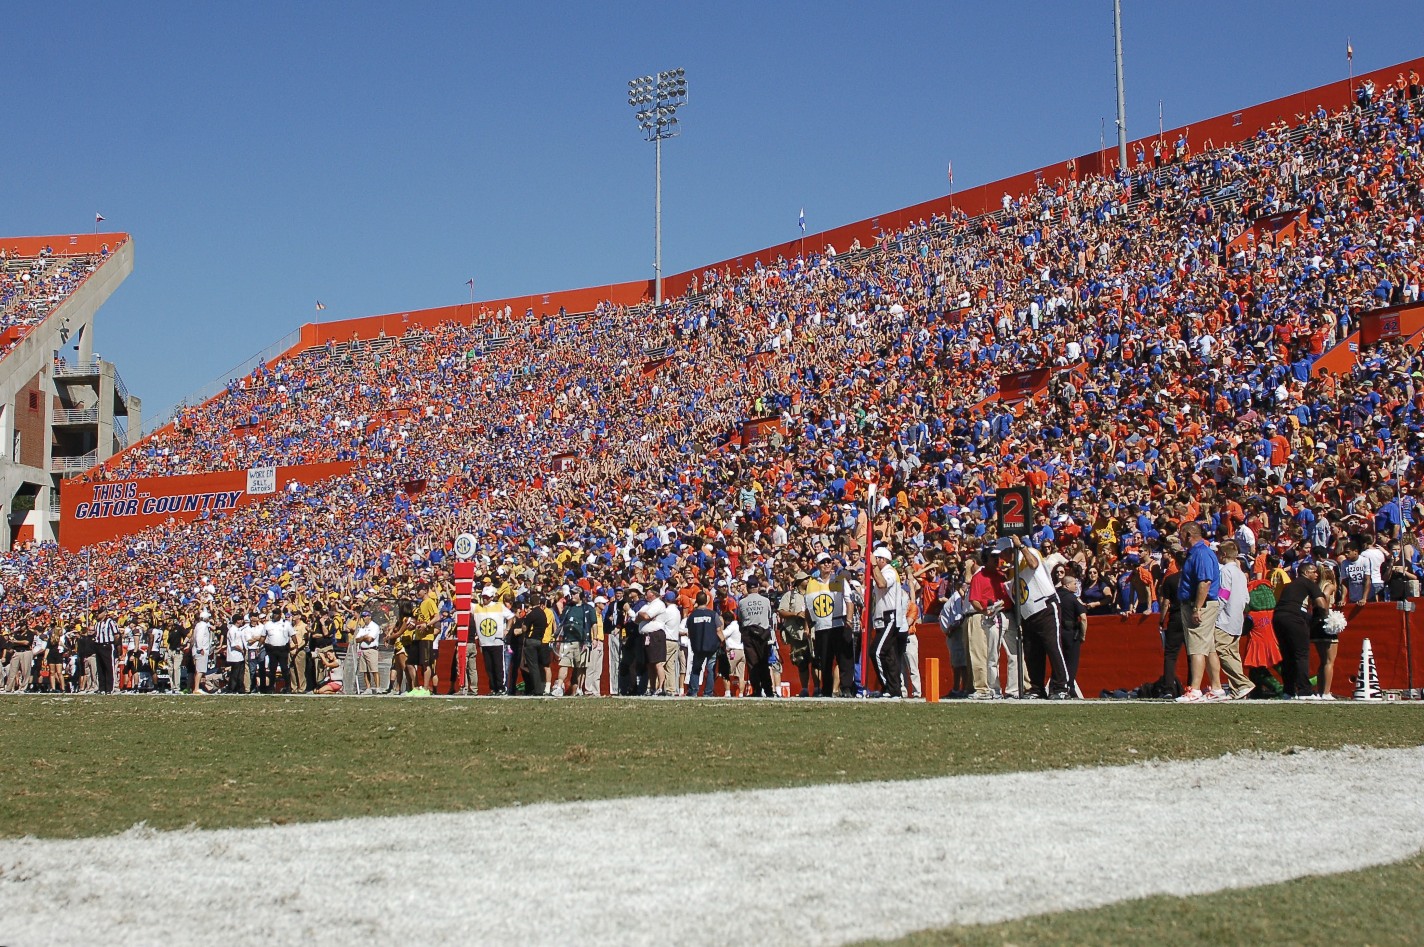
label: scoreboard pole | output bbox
[453,533,477,693]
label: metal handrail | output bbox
[52,360,101,378]
[53,407,99,424]
[50,451,98,473]
[140,327,301,435]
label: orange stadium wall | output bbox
[1314,303,1424,377]
[59,462,353,551]
[294,280,651,350]
[900,605,1424,699]
[2,233,127,256]
[524,601,1424,698]
[1360,302,1424,347]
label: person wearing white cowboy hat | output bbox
[470,584,514,695]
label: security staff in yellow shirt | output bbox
[805,552,856,697]
[470,585,514,694]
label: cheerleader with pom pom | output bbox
[1310,563,1346,700]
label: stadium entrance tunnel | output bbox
[5,480,41,548]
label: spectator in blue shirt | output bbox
[1175,522,1225,702]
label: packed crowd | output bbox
[0,245,110,362]
[4,82,1424,700]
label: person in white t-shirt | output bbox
[224,614,248,693]
[720,610,744,697]
[1212,542,1253,700]
[636,590,671,696]
[658,591,685,696]
[1358,539,1389,602]
[1339,545,1371,603]
[470,586,514,695]
[352,610,382,693]
[260,608,293,693]
[191,610,213,695]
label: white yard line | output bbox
[1,745,1421,946]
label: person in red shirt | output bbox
[1266,424,1292,477]
[966,546,1012,699]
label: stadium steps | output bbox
[0,254,67,318]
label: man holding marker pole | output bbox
[1004,533,1071,700]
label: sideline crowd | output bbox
[4,78,1424,700]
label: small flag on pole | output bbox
[315,300,326,311]
[947,161,953,184]
[798,209,805,233]
[1347,40,1353,61]
[466,278,474,289]
[95,213,105,223]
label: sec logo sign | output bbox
[453,533,477,560]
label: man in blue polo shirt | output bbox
[1175,521,1224,703]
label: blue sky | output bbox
[6,1,1421,424]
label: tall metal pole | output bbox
[629,69,684,308]
[655,135,663,306]
[1113,0,1128,172]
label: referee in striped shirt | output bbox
[93,606,118,694]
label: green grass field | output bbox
[870,852,1424,947]
[2,694,1421,839]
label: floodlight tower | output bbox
[1113,0,1128,172]
[628,68,687,306]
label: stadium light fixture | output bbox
[627,68,688,306]
[1113,0,1128,172]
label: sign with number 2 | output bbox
[995,485,1032,537]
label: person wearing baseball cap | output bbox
[553,586,596,697]
[470,585,513,695]
[778,569,815,696]
[869,546,905,698]
[737,573,777,697]
[351,606,382,694]
[805,552,855,697]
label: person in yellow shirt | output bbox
[469,586,514,694]
[805,553,857,697]
[412,584,441,690]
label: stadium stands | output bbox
[0,246,109,362]
[6,66,1424,700]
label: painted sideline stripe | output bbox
[0,746,1421,946]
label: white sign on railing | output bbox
[246,466,277,495]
